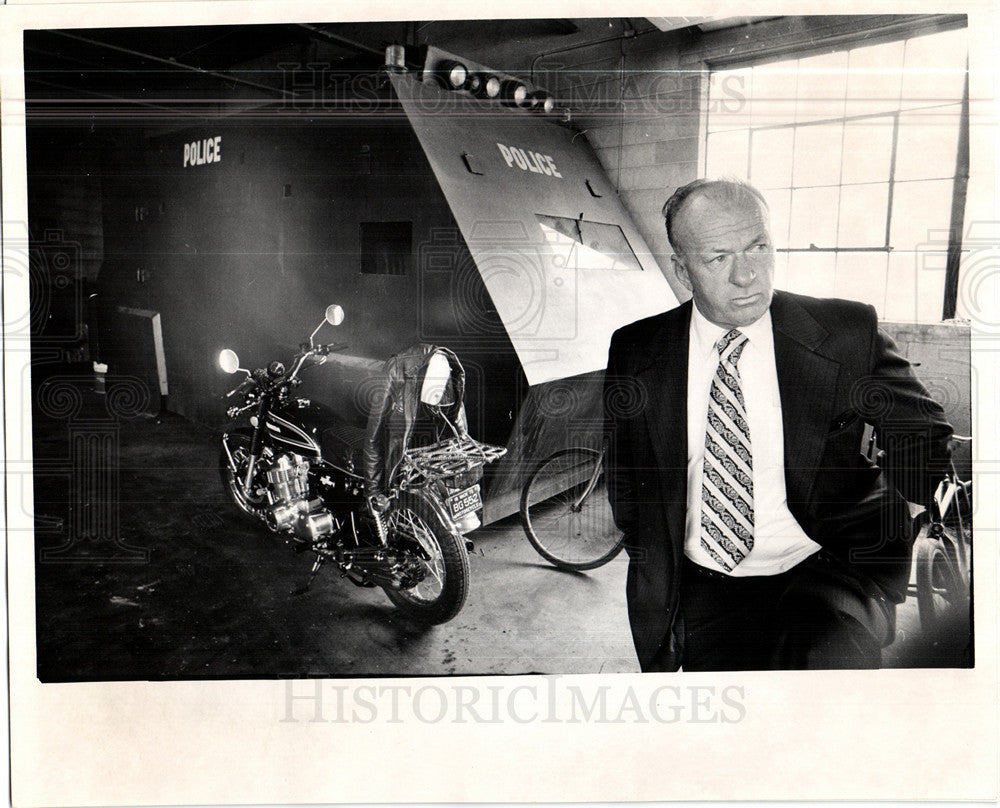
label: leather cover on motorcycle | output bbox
[363,343,469,495]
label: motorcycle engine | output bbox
[265,453,336,541]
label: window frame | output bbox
[700,18,969,321]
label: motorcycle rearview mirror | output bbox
[309,304,346,347]
[325,304,345,326]
[218,349,242,375]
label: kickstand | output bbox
[292,554,325,596]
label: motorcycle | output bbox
[217,304,506,623]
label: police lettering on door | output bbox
[183,137,222,167]
[496,143,562,178]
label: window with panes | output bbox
[704,25,968,323]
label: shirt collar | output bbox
[690,301,774,359]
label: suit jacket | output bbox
[604,290,953,671]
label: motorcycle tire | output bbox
[381,492,469,624]
[219,428,270,524]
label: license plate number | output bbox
[447,485,482,519]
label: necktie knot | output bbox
[717,329,748,364]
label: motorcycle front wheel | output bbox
[382,493,469,624]
[219,428,269,524]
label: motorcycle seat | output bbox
[321,422,368,471]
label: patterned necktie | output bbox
[700,329,754,571]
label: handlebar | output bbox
[226,342,350,401]
[287,342,350,380]
[224,376,254,398]
[300,342,349,356]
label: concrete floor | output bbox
[31,364,971,681]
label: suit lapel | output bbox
[629,293,841,541]
[770,292,840,507]
[636,302,691,549]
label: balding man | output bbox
[604,178,953,671]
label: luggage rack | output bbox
[398,436,507,487]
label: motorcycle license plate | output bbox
[446,485,482,519]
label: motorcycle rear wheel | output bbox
[382,493,469,624]
[219,429,269,523]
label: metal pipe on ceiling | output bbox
[48,30,292,98]
[529,20,658,83]
[295,23,387,58]
[23,73,183,115]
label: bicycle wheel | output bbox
[520,448,624,571]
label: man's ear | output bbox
[672,254,692,292]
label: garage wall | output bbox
[26,128,107,359]
[26,128,105,283]
[882,320,972,480]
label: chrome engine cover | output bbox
[265,453,336,540]
[265,453,309,502]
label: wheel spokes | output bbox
[528,489,620,562]
[389,508,445,601]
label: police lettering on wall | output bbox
[496,143,562,178]
[183,136,222,168]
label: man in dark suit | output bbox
[604,178,953,671]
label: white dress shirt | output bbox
[684,302,821,575]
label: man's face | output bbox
[670,191,775,329]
